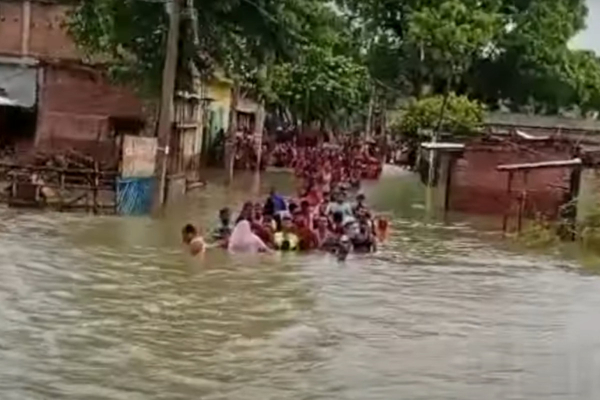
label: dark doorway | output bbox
[0,105,37,161]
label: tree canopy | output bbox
[68,0,311,93]
[271,44,369,126]
[68,0,600,125]
[67,0,369,125]
[340,0,600,115]
[391,93,485,137]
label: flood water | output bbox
[1,167,599,400]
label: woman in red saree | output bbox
[293,215,319,251]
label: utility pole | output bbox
[154,0,182,210]
[427,89,450,188]
[425,87,450,217]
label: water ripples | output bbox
[1,171,600,399]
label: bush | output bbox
[581,205,600,252]
[517,205,600,257]
[390,93,485,138]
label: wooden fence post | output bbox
[93,162,99,215]
[503,171,514,234]
[517,171,529,234]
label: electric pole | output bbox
[154,0,182,210]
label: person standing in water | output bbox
[274,215,300,251]
[228,220,271,254]
[353,193,367,214]
[269,187,287,214]
[236,201,254,224]
[212,207,233,248]
[182,224,207,256]
[326,191,353,218]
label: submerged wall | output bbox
[449,140,575,217]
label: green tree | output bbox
[271,44,369,127]
[405,0,502,94]
[465,0,592,112]
[339,0,600,114]
[567,50,600,113]
[391,93,485,137]
[67,0,322,95]
[67,0,371,120]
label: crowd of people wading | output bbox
[183,127,399,260]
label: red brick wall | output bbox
[40,66,143,119]
[0,1,22,55]
[34,112,120,167]
[35,65,143,162]
[0,1,79,59]
[29,2,79,60]
[449,140,575,216]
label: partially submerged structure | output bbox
[495,158,582,234]
[450,136,578,216]
[420,142,464,213]
[201,71,264,167]
[423,131,600,233]
[0,1,147,164]
[0,0,151,213]
[0,1,267,213]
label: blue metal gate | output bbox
[116,177,155,215]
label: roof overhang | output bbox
[0,95,18,106]
[515,129,550,141]
[0,63,37,108]
[421,142,465,152]
[497,158,582,172]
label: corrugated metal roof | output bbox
[0,93,18,106]
[421,142,465,151]
[0,64,37,108]
[486,112,600,132]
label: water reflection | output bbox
[0,167,599,399]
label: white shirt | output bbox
[327,201,353,217]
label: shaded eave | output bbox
[421,142,465,152]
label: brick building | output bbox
[445,136,578,217]
[0,0,144,165]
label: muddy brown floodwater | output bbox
[0,167,599,400]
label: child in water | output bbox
[376,217,390,242]
[182,224,206,256]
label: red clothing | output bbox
[252,222,273,247]
[297,227,319,251]
[303,190,322,208]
